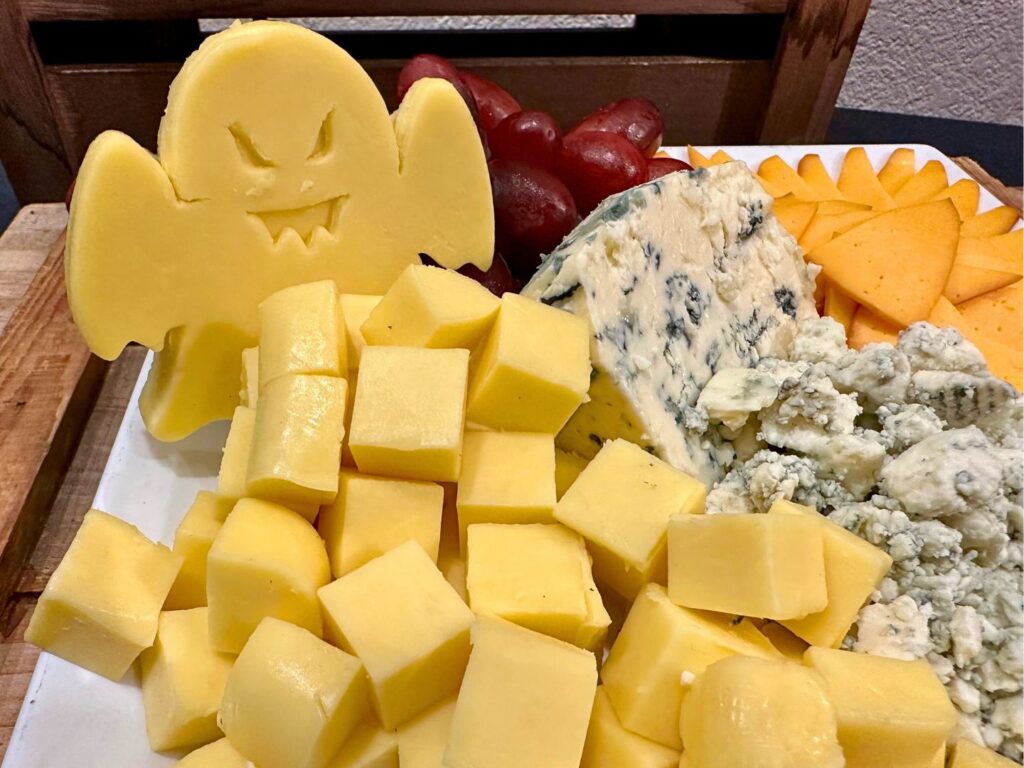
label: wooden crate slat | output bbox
[22,0,789,22]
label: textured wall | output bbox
[837,0,1024,125]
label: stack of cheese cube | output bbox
[24,264,1016,768]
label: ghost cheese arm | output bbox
[391,78,494,271]
[66,131,195,360]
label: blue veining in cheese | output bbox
[522,163,818,484]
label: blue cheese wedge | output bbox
[522,163,817,484]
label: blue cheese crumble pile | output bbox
[522,163,817,485]
[700,317,1024,759]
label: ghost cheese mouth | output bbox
[250,195,346,246]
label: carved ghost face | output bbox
[157,22,399,242]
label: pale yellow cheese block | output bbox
[139,608,233,751]
[444,617,597,768]
[318,470,444,577]
[681,656,844,768]
[600,584,780,750]
[175,738,249,768]
[554,449,588,500]
[25,510,182,681]
[456,431,557,550]
[361,264,499,350]
[348,346,469,482]
[258,279,346,387]
[948,740,1020,767]
[555,439,706,601]
[580,687,679,768]
[164,492,235,610]
[239,346,259,407]
[804,646,957,768]
[397,697,456,768]
[339,293,382,371]
[221,617,368,768]
[771,499,892,647]
[246,374,348,510]
[666,513,828,620]
[65,20,492,441]
[207,498,330,653]
[466,293,591,434]
[327,716,399,768]
[216,405,256,500]
[318,540,474,729]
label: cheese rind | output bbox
[25,509,182,681]
[523,163,817,484]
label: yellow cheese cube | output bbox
[340,293,382,371]
[600,584,780,749]
[949,740,1019,767]
[759,621,810,661]
[207,498,330,653]
[175,738,249,767]
[318,470,444,577]
[164,492,234,610]
[348,346,469,482]
[466,293,590,433]
[930,746,948,768]
[437,485,468,602]
[239,346,259,407]
[328,716,399,767]
[466,523,597,645]
[397,697,455,768]
[681,655,844,768]
[318,540,474,729]
[770,499,892,646]
[555,439,706,600]
[246,373,347,511]
[221,617,368,768]
[445,617,597,768]
[804,646,958,768]
[361,264,499,350]
[581,687,680,768]
[140,608,234,751]
[258,280,346,387]
[554,449,588,500]
[667,513,827,620]
[216,405,256,500]
[456,431,556,550]
[25,509,181,680]
[341,368,360,468]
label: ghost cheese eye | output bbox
[307,109,334,162]
[228,123,275,168]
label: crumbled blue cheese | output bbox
[522,163,817,484]
[701,318,1022,759]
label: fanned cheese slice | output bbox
[957,280,1023,349]
[877,148,916,194]
[931,179,980,220]
[774,198,818,239]
[818,200,870,215]
[892,160,948,206]
[960,205,1021,237]
[848,306,900,349]
[798,210,877,252]
[807,199,959,326]
[798,154,844,200]
[523,163,817,484]
[823,282,857,333]
[929,296,1023,389]
[837,148,895,210]
[758,156,821,201]
[956,230,1023,274]
[945,264,1021,304]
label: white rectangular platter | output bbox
[3,144,1013,767]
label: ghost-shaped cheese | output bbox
[66,20,493,440]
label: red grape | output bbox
[397,54,478,119]
[570,98,664,157]
[647,156,693,181]
[489,110,562,171]
[556,131,647,216]
[460,71,521,133]
[458,252,523,296]
[489,159,579,277]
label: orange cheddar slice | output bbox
[957,280,1023,350]
[877,148,916,194]
[892,160,949,207]
[837,148,896,211]
[961,206,1021,237]
[758,156,822,201]
[823,283,858,333]
[848,307,901,349]
[929,296,1022,389]
[797,154,844,201]
[931,179,980,220]
[774,198,818,240]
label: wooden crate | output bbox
[1,0,871,202]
